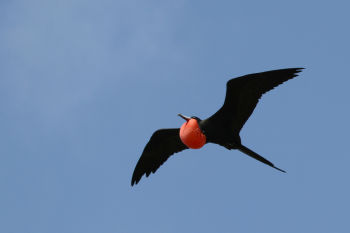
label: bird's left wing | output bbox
[131,128,188,186]
[208,68,303,133]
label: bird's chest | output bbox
[179,120,207,149]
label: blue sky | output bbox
[1,0,350,232]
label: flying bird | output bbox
[131,68,303,186]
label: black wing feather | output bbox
[131,128,188,186]
[209,68,303,133]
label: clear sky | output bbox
[1,0,350,232]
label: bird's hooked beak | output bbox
[178,113,191,121]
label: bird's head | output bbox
[178,114,206,149]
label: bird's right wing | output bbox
[131,128,188,186]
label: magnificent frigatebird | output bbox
[131,68,303,186]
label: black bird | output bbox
[131,68,303,186]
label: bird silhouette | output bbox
[131,68,303,186]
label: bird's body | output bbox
[131,68,304,185]
[200,117,241,149]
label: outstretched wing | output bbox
[131,128,188,186]
[208,68,303,133]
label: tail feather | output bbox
[238,144,286,173]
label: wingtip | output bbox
[131,177,140,186]
[289,67,304,78]
[131,175,140,186]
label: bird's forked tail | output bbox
[237,144,286,173]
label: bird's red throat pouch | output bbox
[179,119,206,149]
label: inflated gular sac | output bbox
[179,119,206,149]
